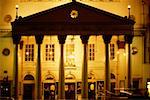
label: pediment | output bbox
[12,1,135,35]
[19,1,132,24]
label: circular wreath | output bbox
[2,48,10,56]
[70,10,78,18]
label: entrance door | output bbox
[133,79,140,94]
[65,83,75,99]
[88,82,96,100]
[23,84,34,100]
[0,82,11,97]
[111,82,116,93]
[133,80,139,89]
[44,83,55,100]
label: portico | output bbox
[11,1,134,100]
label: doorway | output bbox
[111,82,116,93]
[88,82,96,100]
[44,83,55,100]
[65,83,75,99]
[23,84,34,100]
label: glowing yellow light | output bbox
[128,5,131,9]
[117,51,120,54]
[26,52,29,55]
[90,83,95,90]
[50,85,55,91]
[16,5,19,9]
[49,51,52,55]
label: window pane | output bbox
[45,44,55,61]
[88,44,95,61]
[25,44,34,61]
[110,43,115,60]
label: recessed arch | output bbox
[24,74,34,80]
[45,74,55,80]
[111,73,116,79]
[88,71,95,80]
[65,72,76,80]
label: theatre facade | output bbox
[0,0,150,100]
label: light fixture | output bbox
[128,5,131,18]
[132,47,138,55]
[128,5,131,9]
[16,5,19,19]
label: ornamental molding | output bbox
[0,29,12,37]
[0,29,11,33]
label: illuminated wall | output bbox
[0,0,150,99]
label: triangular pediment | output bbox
[19,1,131,24]
[12,1,135,35]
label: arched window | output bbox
[45,74,54,80]
[111,73,115,79]
[65,73,75,80]
[24,74,34,80]
[88,71,95,79]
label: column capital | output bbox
[102,35,112,44]
[12,34,21,44]
[35,35,44,44]
[124,35,134,44]
[80,35,90,44]
[58,35,67,44]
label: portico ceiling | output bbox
[11,1,135,36]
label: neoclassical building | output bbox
[0,0,150,100]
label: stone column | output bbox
[58,35,67,99]
[12,34,21,100]
[124,35,133,88]
[102,35,112,99]
[80,35,89,99]
[35,35,44,100]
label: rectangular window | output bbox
[45,44,55,61]
[25,44,34,61]
[88,44,95,61]
[66,44,75,67]
[110,43,115,60]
